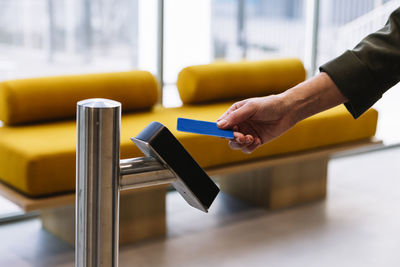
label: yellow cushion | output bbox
[0,71,159,125]
[0,103,377,197]
[177,58,306,104]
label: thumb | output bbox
[217,102,254,129]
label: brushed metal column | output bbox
[76,99,121,267]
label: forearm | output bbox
[281,72,347,124]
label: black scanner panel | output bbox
[131,122,220,212]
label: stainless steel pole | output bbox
[76,98,121,267]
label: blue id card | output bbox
[177,118,234,139]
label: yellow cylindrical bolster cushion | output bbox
[177,58,306,104]
[0,71,159,125]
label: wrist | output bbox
[279,82,308,125]
[280,72,347,124]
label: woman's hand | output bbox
[217,94,296,153]
[217,73,347,153]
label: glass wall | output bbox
[0,0,309,106]
[1,0,398,104]
[212,0,306,61]
[0,0,145,81]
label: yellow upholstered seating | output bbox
[0,71,158,125]
[177,58,306,104]
[0,60,378,197]
[0,103,377,196]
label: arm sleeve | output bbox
[319,7,400,118]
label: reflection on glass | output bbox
[212,0,305,62]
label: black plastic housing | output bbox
[131,121,220,212]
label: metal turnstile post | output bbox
[76,99,120,267]
[76,98,219,267]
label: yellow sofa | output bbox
[0,58,378,244]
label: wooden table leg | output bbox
[40,186,167,245]
[217,157,328,209]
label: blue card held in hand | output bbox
[177,118,234,139]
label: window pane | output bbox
[0,0,158,80]
[212,0,306,61]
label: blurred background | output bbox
[0,0,399,220]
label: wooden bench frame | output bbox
[0,138,382,245]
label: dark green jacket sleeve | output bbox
[320,7,400,118]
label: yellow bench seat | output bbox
[0,102,377,197]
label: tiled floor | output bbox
[0,146,399,267]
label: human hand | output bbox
[216,73,347,154]
[217,94,296,153]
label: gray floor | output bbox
[1,146,399,267]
